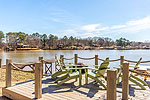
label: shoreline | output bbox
[2,48,150,52]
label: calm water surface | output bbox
[1,50,150,69]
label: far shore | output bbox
[2,47,150,52]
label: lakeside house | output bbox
[5,43,39,51]
[16,43,39,50]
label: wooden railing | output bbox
[39,57,56,75]
[2,54,150,75]
[61,54,150,66]
[35,62,42,99]
[5,58,129,100]
[10,62,35,73]
[1,59,35,73]
[5,59,43,99]
[107,63,129,100]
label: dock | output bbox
[2,75,150,100]
[2,55,150,100]
[2,76,106,100]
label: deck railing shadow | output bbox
[15,79,34,85]
[129,85,135,97]
[33,80,76,95]
[72,82,104,98]
[41,77,55,84]
[116,82,148,97]
[116,84,136,97]
[145,81,150,88]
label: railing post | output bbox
[60,55,64,62]
[122,63,129,100]
[39,57,43,77]
[107,69,117,100]
[74,54,78,65]
[6,59,12,87]
[35,62,42,99]
[0,59,2,68]
[120,56,124,82]
[95,55,98,65]
[120,56,124,67]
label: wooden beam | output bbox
[120,56,124,67]
[120,56,124,82]
[79,69,82,85]
[122,63,129,100]
[38,57,43,62]
[39,57,43,77]
[35,62,42,99]
[6,59,12,87]
[74,54,78,65]
[107,69,117,100]
[95,55,98,65]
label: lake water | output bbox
[1,50,150,70]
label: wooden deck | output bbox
[2,76,106,100]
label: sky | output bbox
[0,0,150,42]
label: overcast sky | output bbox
[0,0,150,42]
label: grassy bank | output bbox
[0,68,34,96]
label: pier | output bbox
[1,54,150,100]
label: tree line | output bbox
[0,31,133,49]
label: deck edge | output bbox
[2,87,34,100]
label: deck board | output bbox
[2,76,105,100]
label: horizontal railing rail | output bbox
[8,62,35,73]
[63,57,74,60]
[61,54,150,65]
[78,56,95,60]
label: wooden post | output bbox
[55,54,57,72]
[79,69,82,85]
[122,63,129,100]
[120,56,124,82]
[35,62,42,99]
[120,56,124,67]
[0,59,2,68]
[107,69,117,100]
[95,55,98,65]
[6,59,12,87]
[60,55,64,63]
[74,54,78,65]
[39,57,43,77]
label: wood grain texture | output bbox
[122,63,129,100]
[6,59,12,87]
[95,55,98,65]
[107,69,116,100]
[74,54,78,65]
[35,62,42,99]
